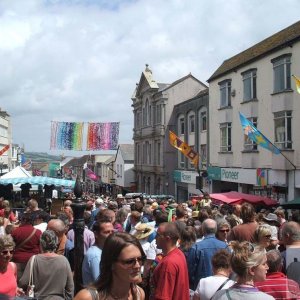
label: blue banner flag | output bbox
[239,112,281,155]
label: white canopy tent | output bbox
[1,166,32,179]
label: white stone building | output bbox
[207,20,300,202]
[132,65,206,195]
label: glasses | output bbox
[219,229,230,233]
[1,249,14,255]
[118,256,146,267]
[264,235,272,239]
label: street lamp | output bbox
[0,161,3,177]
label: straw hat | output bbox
[134,223,154,240]
[192,211,199,218]
[151,202,158,210]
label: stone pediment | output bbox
[136,65,159,98]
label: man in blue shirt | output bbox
[82,220,114,285]
[187,218,228,290]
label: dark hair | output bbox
[92,220,112,234]
[266,250,282,273]
[96,209,115,222]
[212,249,231,270]
[240,203,256,223]
[94,232,145,295]
[160,222,180,244]
[83,211,91,225]
[176,205,185,219]
[154,210,168,225]
[180,226,196,252]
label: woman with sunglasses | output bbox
[216,219,231,244]
[253,224,272,252]
[212,241,274,300]
[74,232,145,300]
[0,234,22,297]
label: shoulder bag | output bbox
[26,255,36,298]
[15,228,37,250]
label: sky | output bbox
[0,0,300,155]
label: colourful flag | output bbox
[0,145,10,156]
[84,167,98,182]
[239,112,281,155]
[292,75,300,94]
[50,121,84,150]
[87,122,119,150]
[169,131,199,168]
[22,159,32,170]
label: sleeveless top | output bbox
[0,262,17,296]
[88,284,142,300]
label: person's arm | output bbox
[64,258,75,300]
[89,256,101,282]
[18,257,32,288]
[193,295,200,300]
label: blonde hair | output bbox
[230,241,266,278]
[254,224,271,243]
[0,234,15,251]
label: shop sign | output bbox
[221,168,257,184]
[208,166,221,180]
[173,170,197,184]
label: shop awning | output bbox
[281,198,300,209]
[0,176,75,188]
[209,191,278,206]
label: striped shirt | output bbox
[255,272,300,300]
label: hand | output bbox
[16,287,25,296]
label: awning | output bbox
[281,198,300,209]
[209,191,278,206]
[0,176,75,188]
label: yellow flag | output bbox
[169,131,199,169]
[293,75,300,94]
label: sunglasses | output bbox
[219,229,230,233]
[1,249,14,255]
[119,256,146,267]
[264,235,272,239]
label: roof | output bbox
[119,144,134,161]
[1,166,32,179]
[158,73,207,93]
[208,20,300,82]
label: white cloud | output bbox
[0,0,299,152]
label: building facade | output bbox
[114,144,135,195]
[0,109,12,175]
[172,89,209,200]
[132,65,207,196]
[207,20,300,203]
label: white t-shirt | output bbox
[194,276,235,300]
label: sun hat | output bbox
[263,213,280,226]
[117,194,124,198]
[192,211,199,218]
[134,223,154,240]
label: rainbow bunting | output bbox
[50,121,83,150]
[87,122,119,150]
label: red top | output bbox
[152,247,190,300]
[0,262,17,296]
[0,209,17,222]
[11,224,42,263]
[255,272,300,299]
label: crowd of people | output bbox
[0,192,300,299]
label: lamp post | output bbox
[71,177,86,294]
[0,161,3,177]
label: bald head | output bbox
[202,218,217,236]
[282,221,300,244]
[47,219,66,237]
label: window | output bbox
[200,110,207,131]
[244,117,258,151]
[180,153,185,168]
[189,114,195,133]
[219,80,231,108]
[120,165,123,178]
[156,104,162,124]
[220,123,232,152]
[0,125,8,137]
[143,99,150,126]
[272,55,291,93]
[179,117,185,135]
[157,142,161,165]
[274,111,292,149]
[242,69,257,101]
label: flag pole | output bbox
[278,151,296,170]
